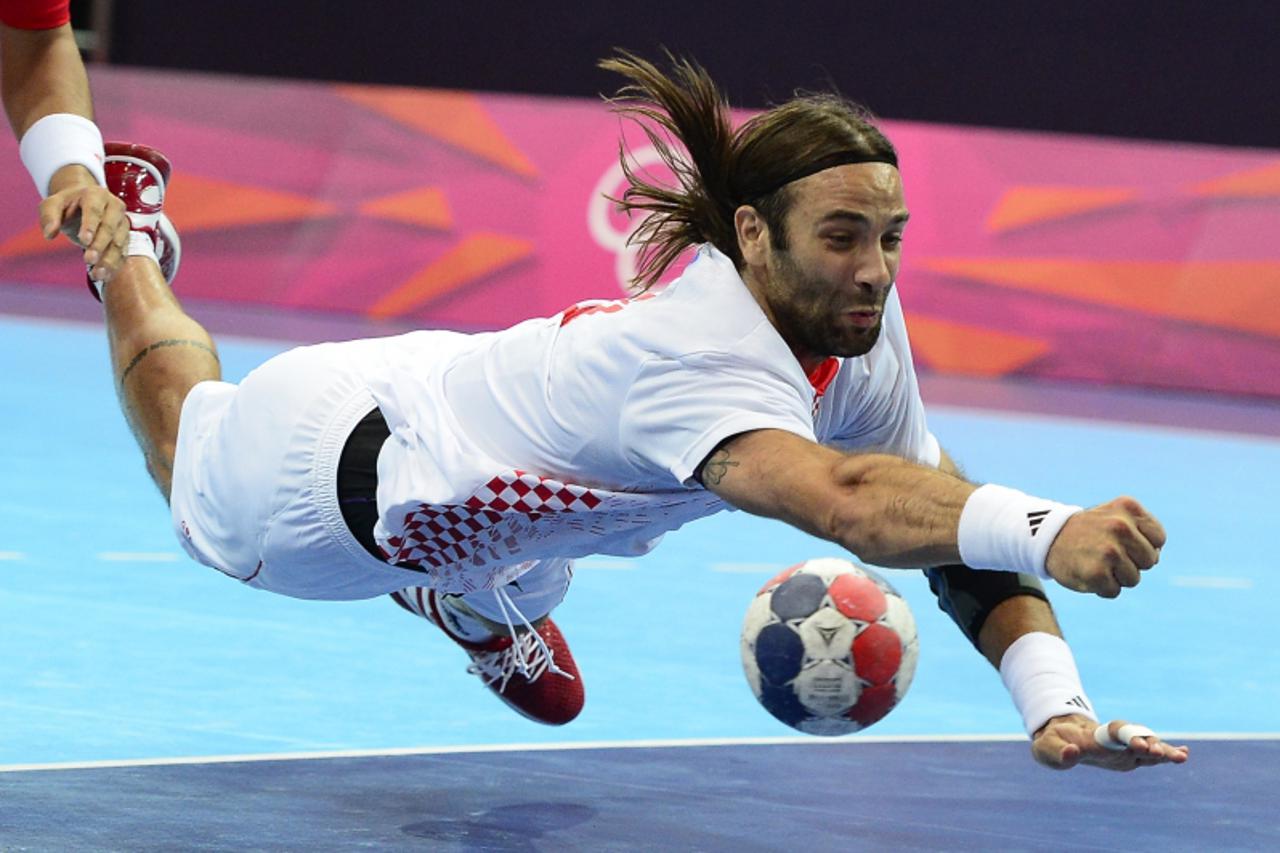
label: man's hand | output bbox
[1032,714,1189,771]
[1044,497,1166,597]
[40,164,129,284]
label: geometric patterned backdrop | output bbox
[2,66,1277,397]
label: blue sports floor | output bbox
[2,295,1279,851]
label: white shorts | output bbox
[169,338,572,617]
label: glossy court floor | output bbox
[1,288,1278,851]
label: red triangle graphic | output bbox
[907,315,1051,376]
[986,187,1137,232]
[360,186,452,230]
[923,258,1280,338]
[1190,161,1280,198]
[368,233,534,318]
[335,84,538,178]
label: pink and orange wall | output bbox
[2,67,1277,398]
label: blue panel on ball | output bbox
[755,623,805,686]
[758,682,810,728]
[770,573,827,621]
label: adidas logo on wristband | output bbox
[1066,694,1092,713]
[958,484,1083,579]
[1028,509,1049,536]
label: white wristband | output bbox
[19,113,106,197]
[957,483,1081,579]
[1000,631,1098,736]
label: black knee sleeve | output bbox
[924,564,1049,650]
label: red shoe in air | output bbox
[93,141,181,299]
[390,587,585,726]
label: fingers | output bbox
[41,186,131,283]
[1059,498,1166,598]
[1096,499,1163,598]
[1127,735,1190,766]
[1033,716,1189,772]
[77,192,108,248]
[1119,496,1167,551]
[84,201,130,283]
[1111,498,1162,569]
[85,234,127,283]
[38,193,77,240]
[1088,720,1189,770]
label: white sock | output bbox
[125,230,158,262]
[438,594,498,643]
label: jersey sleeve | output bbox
[0,0,71,29]
[620,352,818,485]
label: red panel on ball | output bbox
[846,683,898,728]
[829,573,887,622]
[851,622,902,686]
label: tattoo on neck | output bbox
[700,448,739,486]
[120,338,219,384]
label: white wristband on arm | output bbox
[19,113,106,197]
[999,631,1098,736]
[957,483,1082,579]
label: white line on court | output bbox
[96,552,180,562]
[0,551,24,560]
[710,562,782,573]
[3,731,1272,774]
[1170,576,1254,589]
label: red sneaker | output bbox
[390,587,585,726]
[94,142,181,299]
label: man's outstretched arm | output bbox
[697,428,1165,598]
[1,20,91,135]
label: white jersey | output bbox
[363,245,939,594]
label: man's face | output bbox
[756,163,908,368]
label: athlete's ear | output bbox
[735,205,769,268]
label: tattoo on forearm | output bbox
[700,447,739,486]
[119,338,219,384]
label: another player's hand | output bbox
[40,165,129,284]
[1031,715,1189,771]
[1043,497,1166,597]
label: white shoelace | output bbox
[464,586,573,691]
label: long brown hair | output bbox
[600,50,897,291]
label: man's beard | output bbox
[768,251,887,360]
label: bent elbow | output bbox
[822,500,887,564]
[822,453,916,565]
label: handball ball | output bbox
[741,557,918,736]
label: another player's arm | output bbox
[1,21,127,279]
[696,428,1166,597]
[1,21,92,137]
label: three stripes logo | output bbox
[1065,695,1092,713]
[1027,509,1050,536]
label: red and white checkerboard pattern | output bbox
[464,471,603,514]
[385,470,603,572]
